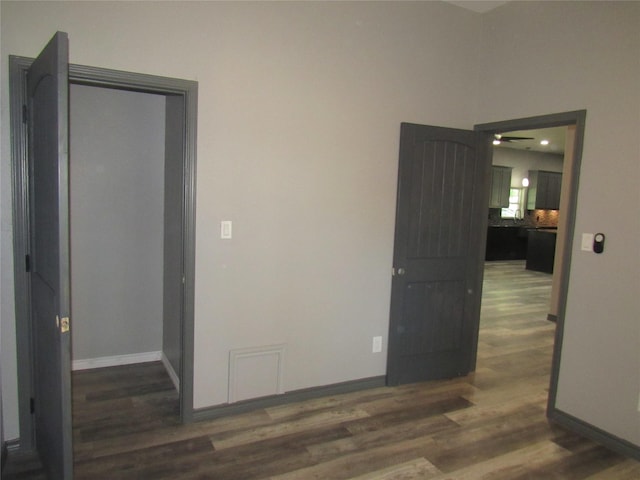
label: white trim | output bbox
[72,351,162,371]
[161,352,180,391]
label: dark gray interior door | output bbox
[387,123,490,385]
[28,31,73,479]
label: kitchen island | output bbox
[526,228,557,273]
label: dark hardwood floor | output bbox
[5,261,640,478]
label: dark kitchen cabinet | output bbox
[485,226,528,260]
[526,229,557,273]
[489,166,512,208]
[527,170,562,210]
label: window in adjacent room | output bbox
[501,187,524,219]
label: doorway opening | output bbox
[9,56,198,451]
[478,124,569,414]
[475,111,586,415]
[70,84,168,374]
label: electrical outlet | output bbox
[372,336,382,353]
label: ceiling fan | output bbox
[494,133,534,143]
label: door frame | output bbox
[9,56,198,450]
[474,110,587,416]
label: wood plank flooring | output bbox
[5,261,640,478]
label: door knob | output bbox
[397,268,406,276]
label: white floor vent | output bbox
[228,344,286,403]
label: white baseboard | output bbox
[161,352,180,391]
[72,351,162,371]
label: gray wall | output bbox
[69,84,166,362]
[1,1,638,448]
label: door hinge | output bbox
[30,397,35,414]
[25,254,31,272]
[22,104,28,124]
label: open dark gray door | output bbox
[387,123,490,385]
[27,31,73,479]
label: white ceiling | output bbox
[445,1,509,14]
[494,126,567,154]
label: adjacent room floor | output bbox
[4,261,640,479]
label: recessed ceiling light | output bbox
[540,139,549,146]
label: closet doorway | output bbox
[70,84,168,374]
[9,54,198,456]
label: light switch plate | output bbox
[581,233,594,251]
[221,221,232,239]
[372,336,382,353]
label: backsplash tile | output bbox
[488,208,559,228]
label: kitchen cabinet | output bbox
[526,229,557,273]
[489,166,512,208]
[527,170,562,210]
[485,226,528,260]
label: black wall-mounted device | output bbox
[593,233,605,254]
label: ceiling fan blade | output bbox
[499,135,535,142]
